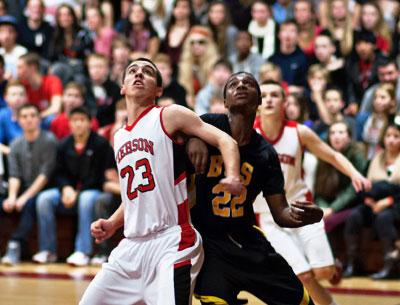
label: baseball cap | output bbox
[0,15,17,29]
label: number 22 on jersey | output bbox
[207,155,253,218]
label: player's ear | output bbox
[120,84,126,96]
[155,86,163,98]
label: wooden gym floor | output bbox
[0,263,399,305]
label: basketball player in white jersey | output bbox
[80,58,243,305]
[253,81,371,305]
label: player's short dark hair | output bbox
[17,103,40,117]
[69,106,91,120]
[223,72,261,103]
[260,79,286,99]
[122,57,163,87]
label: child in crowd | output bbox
[50,82,99,140]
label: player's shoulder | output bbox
[200,113,229,129]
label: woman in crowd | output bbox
[178,25,219,108]
[48,4,93,85]
[162,0,196,73]
[206,0,237,58]
[285,93,313,128]
[321,0,355,57]
[344,122,400,279]
[85,5,116,58]
[314,121,368,232]
[120,2,160,59]
[357,83,396,159]
[293,0,321,58]
[359,1,392,55]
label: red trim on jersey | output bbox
[255,213,260,227]
[178,223,195,251]
[305,191,313,202]
[177,201,195,251]
[260,120,287,145]
[177,199,189,225]
[159,106,183,145]
[175,172,186,185]
[125,104,156,131]
[286,120,297,127]
[174,260,191,269]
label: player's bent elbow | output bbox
[313,265,336,280]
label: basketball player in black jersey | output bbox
[188,72,323,305]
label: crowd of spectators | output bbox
[0,0,399,278]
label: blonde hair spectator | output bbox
[178,26,219,108]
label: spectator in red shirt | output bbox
[16,52,63,126]
[50,82,98,140]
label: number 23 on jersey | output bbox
[120,158,155,200]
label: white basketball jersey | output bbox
[114,105,190,238]
[253,119,311,213]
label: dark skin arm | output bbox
[266,194,323,228]
[187,138,323,227]
[186,137,209,174]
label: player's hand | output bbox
[289,201,323,225]
[187,138,209,174]
[219,176,243,196]
[91,218,116,244]
[351,173,371,193]
[322,207,333,219]
[2,197,16,213]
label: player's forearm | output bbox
[109,202,125,230]
[217,136,240,178]
[331,151,361,181]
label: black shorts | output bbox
[194,227,313,305]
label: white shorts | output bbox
[258,211,334,275]
[80,224,203,305]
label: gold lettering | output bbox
[207,155,223,177]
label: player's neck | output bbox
[126,98,155,125]
[228,112,255,146]
[260,115,283,140]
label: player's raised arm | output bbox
[162,104,242,195]
[298,124,371,192]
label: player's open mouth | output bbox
[234,91,247,98]
[133,80,144,86]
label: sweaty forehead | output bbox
[228,73,257,85]
[127,60,157,71]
